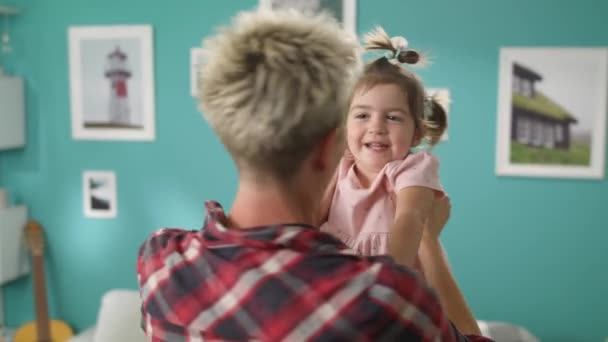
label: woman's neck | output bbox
[228,181,317,229]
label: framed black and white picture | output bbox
[496,47,607,179]
[259,0,356,34]
[68,25,156,141]
[83,171,117,219]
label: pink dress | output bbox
[321,151,444,256]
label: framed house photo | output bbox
[495,47,607,179]
[258,0,356,34]
[83,171,117,219]
[68,25,156,141]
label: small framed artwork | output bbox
[83,171,117,219]
[496,47,607,179]
[259,0,357,34]
[68,25,156,141]
[426,88,451,141]
[190,47,204,97]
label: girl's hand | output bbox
[423,196,451,241]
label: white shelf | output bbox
[0,6,19,15]
[0,206,29,283]
[0,76,25,150]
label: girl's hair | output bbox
[353,27,448,146]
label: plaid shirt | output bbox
[137,201,492,341]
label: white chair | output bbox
[478,320,540,342]
[68,289,147,342]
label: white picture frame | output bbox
[68,25,156,141]
[83,171,117,219]
[426,88,450,141]
[495,47,607,179]
[258,0,357,34]
[190,47,204,97]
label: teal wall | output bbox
[1,0,606,340]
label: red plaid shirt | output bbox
[137,201,492,341]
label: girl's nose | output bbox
[367,116,387,135]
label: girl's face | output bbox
[346,83,419,176]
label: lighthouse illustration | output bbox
[105,46,132,125]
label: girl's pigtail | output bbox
[362,26,426,67]
[363,26,398,54]
[421,94,449,146]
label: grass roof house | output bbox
[511,63,577,150]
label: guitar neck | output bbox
[32,254,51,342]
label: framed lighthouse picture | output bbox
[68,25,156,141]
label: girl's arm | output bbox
[419,197,481,335]
[389,186,434,268]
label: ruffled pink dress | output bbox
[321,151,444,257]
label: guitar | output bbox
[14,220,73,342]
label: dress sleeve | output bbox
[387,151,444,197]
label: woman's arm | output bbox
[389,186,434,268]
[419,197,481,335]
[316,162,340,226]
[316,151,353,226]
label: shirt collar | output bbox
[202,200,347,254]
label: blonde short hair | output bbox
[198,9,361,177]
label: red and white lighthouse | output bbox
[105,46,132,125]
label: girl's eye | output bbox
[387,114,402,121]
[354,113,369,119]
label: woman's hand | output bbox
[389,187,435,268]
[343,148,354,161]
[418,195,482,335]
[423,196,451,241]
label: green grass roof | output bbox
[512,91,576,122]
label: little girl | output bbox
[319,27,482,335]
[320,27,448,269]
